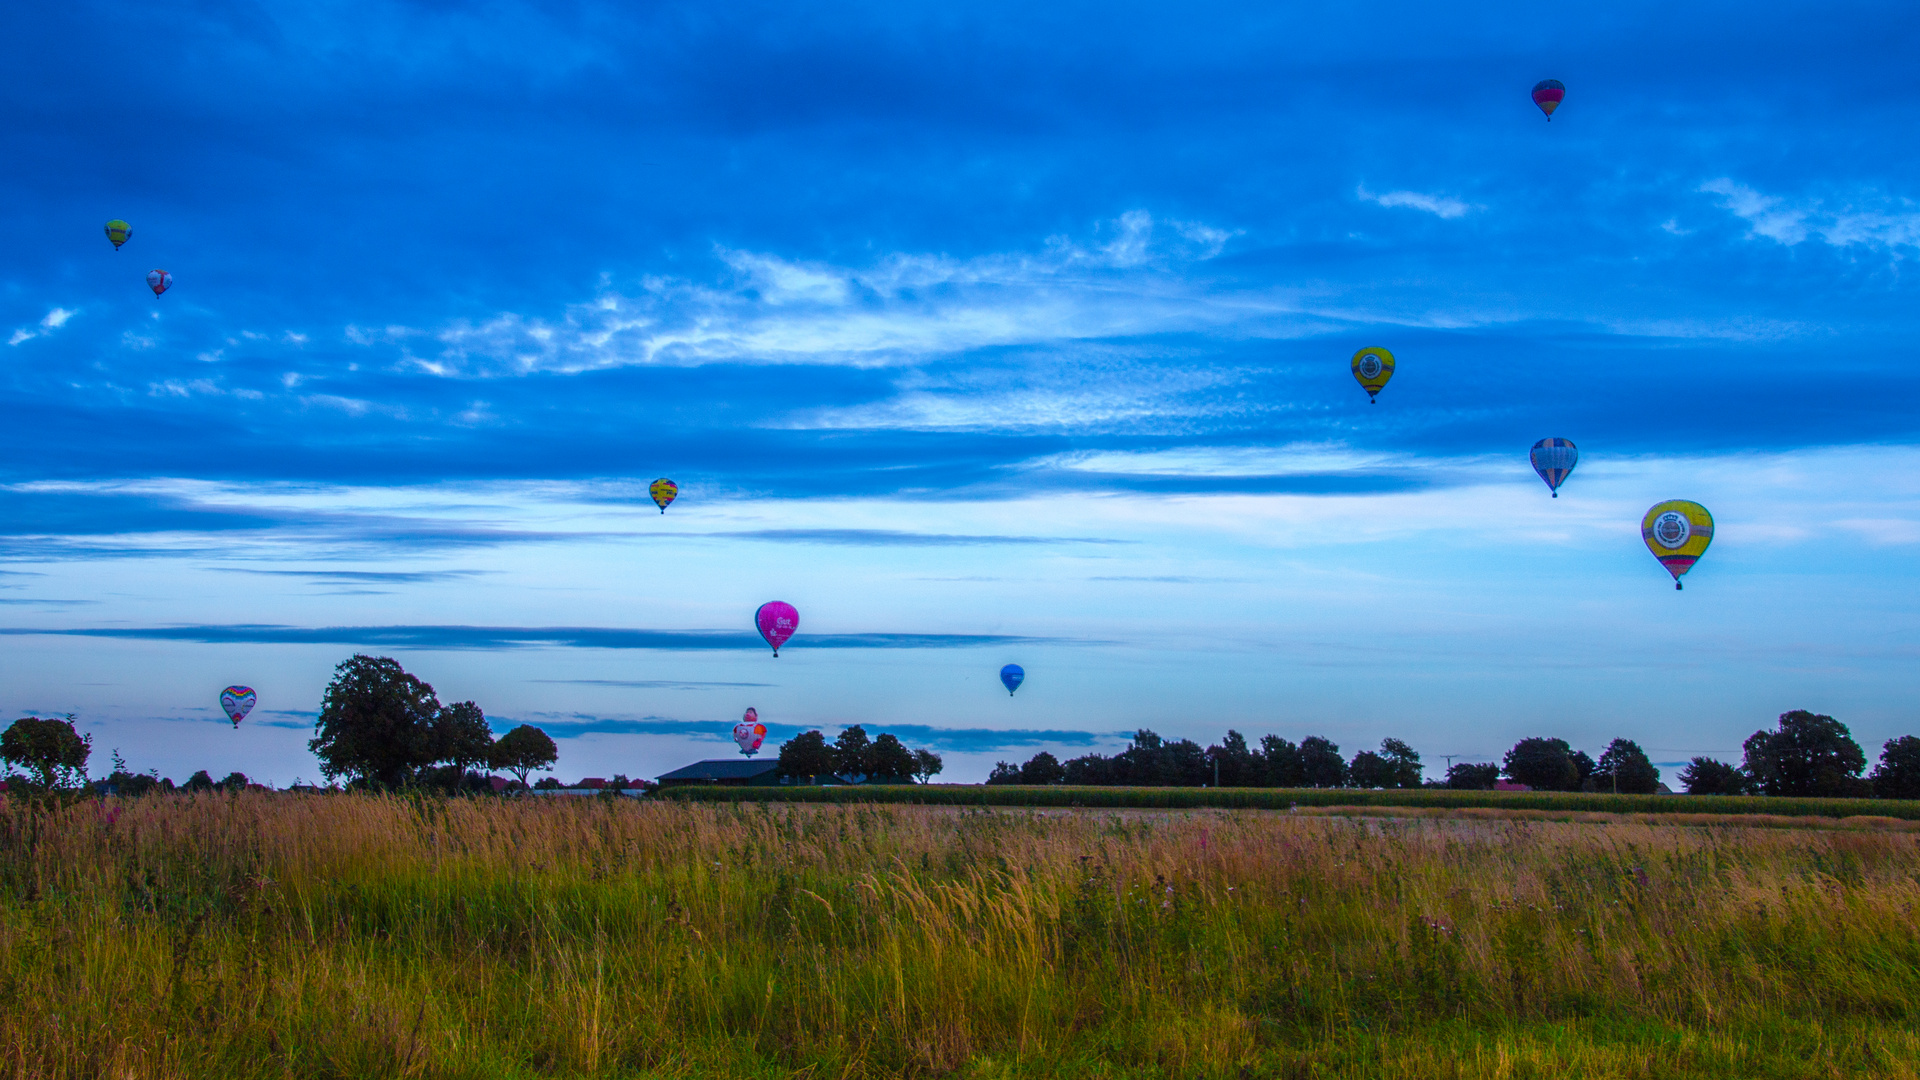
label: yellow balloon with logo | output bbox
[1351,347,1394,403]
[1641,500,1713,590]
[104,219,132,250]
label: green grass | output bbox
[663,781,1920,820]
[4,793,1920,1078]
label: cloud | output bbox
[410,211,1264,376]
[7,306,77,346]
[531,679,776,689]
[713,528,1128,546]
[0,625,1078,650]
[1357,185,1476,220]
[1700,179,1920,250]
[208,568,489,584]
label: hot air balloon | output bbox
[1351,347,1395,403]
[1532,79,1565,120]
[1642,500,1713,590]
[999,664,1025,696]
[649,478,678,514]
[756,601,798,656]
[1530,438,1578,497]
[219,686,257,728]
[104,220,132,250]
[733,707,768,756]
[146,269,172,297]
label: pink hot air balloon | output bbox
[733,707,768,756]
[756,600,798,656]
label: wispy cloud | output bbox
[8,306,77,346]
[1700,179,1920,250]
[0,625,1079,650]
[1356,185,1477,220]
[531,679,776,689]
[406,211,1272,376]
[517,715,1113,754]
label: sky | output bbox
[4,0,1920,786]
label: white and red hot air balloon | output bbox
[733,708,767,756]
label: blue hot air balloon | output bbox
[1530,438,1578,497]
[999,664,1025,696]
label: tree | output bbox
[1504,738,1580,791]
[1062,753,1113,785]
[1446,762,1499,790]
[1300,737,1346,788]
[777,730,835,783]
[1593,739,1660,795]
[1209,731,1259,787]
[1869,736,1920,800]
[1742,710,1869,797]
[867,733,917,782]
[435,701,495,772]
[1019,751,1065,785]
[219,771,250,792]
[1679,757,1746,795]
[489,724,558,790]
[985,761,1022,785]
[0,716,92,791]
[308,655,445,787]
[185,770,215,792]
[1258,736,1304,787]
[910,748,944,784]
[832,726,873,780]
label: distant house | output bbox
[577,777,607,790]
[656,759,783,788]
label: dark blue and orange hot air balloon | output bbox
[1529,438,1578,497]
[1531,79,1565,121]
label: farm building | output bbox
[655,759,783,788]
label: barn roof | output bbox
[656,759,782,782]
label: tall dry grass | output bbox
[3,794,1918,1078]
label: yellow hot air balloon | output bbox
[104,220,132,250]
[1351,347,1395,403]
[1642,500,1713,590]
[649,478,678,514]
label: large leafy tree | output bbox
[490,724,558,789]
[832,726,873,780]
[866,733,917,782]
[1208,730,1259,787]
[1593,738,1661,794]
[777,730,836,783]
[1299,737,1347,788]
[910,748,944,784]
[1742,710,1869,797]
[1446,762,1499,790]
[1018,751,1065,785]
[308,655,493,788]
[1504,737,1580,791]
[1258,736,1304,787]
[1679,757,1747,795]
[0,716,92,791]
[1868,736,1920,800]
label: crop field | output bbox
[5,795,1920,1079]
[664,782,1920,821]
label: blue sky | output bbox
[4,0,1920,785]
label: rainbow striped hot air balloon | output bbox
[1532,79,1565,120]
[1642,500,1713,590]
[1530,438,1578,497]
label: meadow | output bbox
[4,793,1919,1079]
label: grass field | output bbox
[663,782,1920,820]
[5,793,1920,1078]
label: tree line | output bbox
[0,655,561,794]
[776,725,943,784]
[978,710,1920,799]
